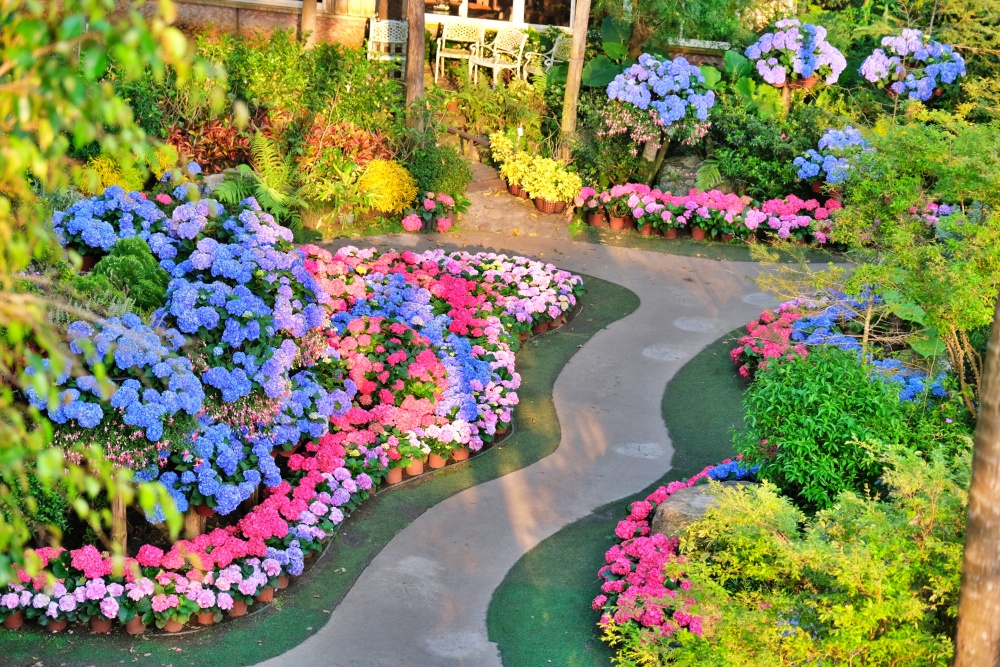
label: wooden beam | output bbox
[302,0,318,46]
[558,0,590,159]
[405,0,426,117]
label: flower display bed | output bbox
[592,460,757,643]
[5,186,583,635]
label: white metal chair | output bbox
[435,23,486,83]
[367,19,408,73]
[522,34,572,81]
[469,28,528,86]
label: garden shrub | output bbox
[356,159,418,215]
[666,447,968,666]
[738,346,911,509]
[84,238,170,312]
[79,156,146,196]
[405,143,473,198]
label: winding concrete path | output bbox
[259,230,777,667]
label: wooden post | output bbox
[183,511,205,540]
[302,0,318,46]
[378,0,390,20]
[112,495,127,555]
[405,0,426,109]
[559,0,592,160]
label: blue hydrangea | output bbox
[606,55,715,127]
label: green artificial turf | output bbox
[0,276,638,667]
[570,224,847,263]
[487,327,747,667]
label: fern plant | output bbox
[213,132,307,231]
[695,159,725,191]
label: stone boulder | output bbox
[650,481,755,537]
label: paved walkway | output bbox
[259,228,776,667]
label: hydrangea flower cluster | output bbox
[606,54,716,127]
[745,18,846,87]
[401,192,460,233]
[732,291,949,403]
[585,185,839,243]
[859,29,966,101]
[52,186,167,254]
[594,460,758,645]
[26,314,203,468]
[744,195,842,242]
[794,126,872,184]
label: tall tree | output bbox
[405,0,425,111]
[955,293,1000,666]
[559,0,592,159]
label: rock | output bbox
[650,481,755,537]
[203,173,227,192]
[656,154,702,195]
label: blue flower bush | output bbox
[26,314,204,472]
[859,29,966,101]
[606,54,716,126]
[794,126,872,184]
[786,291,949,402]
[52,186,167,253]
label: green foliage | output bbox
[738,347,934,509]
[667,446,968,666]
[86,238,169,312]
[405,143,473,199]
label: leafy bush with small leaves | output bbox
[80,238,169,312]
[405,143,473,199]
[80,156,146,195]
[357,160,418,215]
[663,446,968,667]
[738,347,924,510]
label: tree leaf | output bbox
[603,41,629,62]
[723,50,751,80]
[582,56,623,88]
[699,65,722,90]
[910,327,946,358]
[601,15,632,46]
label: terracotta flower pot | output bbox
[277,575,290,590]
[608,216,626,232]
[277,443,300,458]
[90,616,113,634]
[810,179,824,194]
[586,212,605,227]
[789,75,819,89]
[532,320,549,334]
[451,447,470,462]
[3,611,23,630]
[518,330,530,342]
[691,227,707,241]
[125,616,146,635]
[638,224,652,236]
[386,467,403,485]
[623,215,637,231]
[405,459,424,477]
[47,618,68,633]
[256,587,275,604]
[664,228,678,239]
[80,254,102,273]
[447,100,460,113]
[534,198,566,215]
[194,503,215,517]
[721,233,734,243]
[197,611,216,626]
[229,600,248,618]
[428,453,447,469]
[163,619,184,633]
[507,183,522,197]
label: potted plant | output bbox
[575,187,605,227]
[521,157,583,214]
[602,185,634,232]
[859,29,965,101]
[121,575,156,634]
[402,191,468,233]
[744,19,846,109]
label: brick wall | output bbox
[125,0,377,46]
